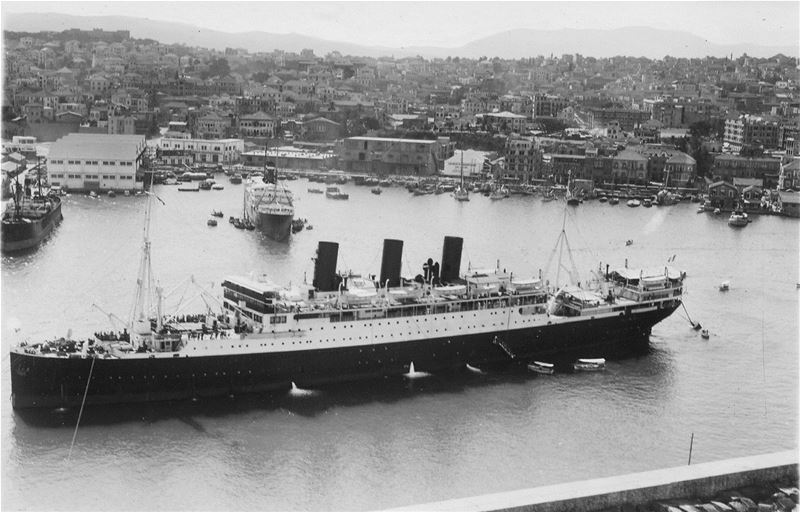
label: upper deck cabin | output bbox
[549,266,684,317]
[221,268,550,329]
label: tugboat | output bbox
[1,171,63,253]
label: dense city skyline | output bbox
[2,1,798,51]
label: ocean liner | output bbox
[243,143,293,241]
[9,193,685,409]
[2,179,63,253]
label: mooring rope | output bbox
[67,355,96,462]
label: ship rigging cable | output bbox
[67,355,95,462]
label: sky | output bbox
[1,1,798,49]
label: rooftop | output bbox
[48,134,145,161]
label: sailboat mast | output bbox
[460,149,464,188]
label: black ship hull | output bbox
[256,211,292,242]
[1,199,63,252]
[10,305,676,409]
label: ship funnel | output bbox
[313,241,339,292]
[440,236,463,283]
[379,239,403,288]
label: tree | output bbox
[201,58,230,79]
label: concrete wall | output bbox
[385,451,797,512]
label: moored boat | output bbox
[1,185,63,253]
[244,142,294,242]
[326,186,349,199]
[527,361,555,375]
[728,210,749,227]
[627,199,641,208]
[573,358,606,371]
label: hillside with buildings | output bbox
[2,26,799,203]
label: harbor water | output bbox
[2,179,798,511]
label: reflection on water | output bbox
[2,180,797,511]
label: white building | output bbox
[47,134,146,192]
[158,137,244,167]
[442,150,490,178]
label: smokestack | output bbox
[440,236,463,283]
[379,239,403,288]
[313,241,339,292]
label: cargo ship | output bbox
[1,182,63,253]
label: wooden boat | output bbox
[573,358,606,371]
[527,361,555,375]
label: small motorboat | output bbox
[107,190,116,198]
[211,210,224,218]
[728,210,748,227]
[308,188,324,194]
[527,361,555,375]
[608,197,619,205]
[573,358,606,371]
[625,239,633,246]
[89,190,98,198]
[700,329,710,339]
[692,322,702,331]
[212,184,224,190]
[371,187,383,195]
[207,218,218,227]
[598,196,608,203]
[627,199,640,207]
[306,224,314,230]
[326,186,349,199]
[719,281,730,292]
[713,208,721,215]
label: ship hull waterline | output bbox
[10,305,676,409]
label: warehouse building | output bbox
[47,133,146,192]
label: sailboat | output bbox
[566,170,581,206]
[244,140,294,240]
[453,149,470,201]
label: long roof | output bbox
[48,134,145,161]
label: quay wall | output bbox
[385,451,798,512]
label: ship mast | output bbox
[129,181,160,348]
[460,149,464,189]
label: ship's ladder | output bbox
[492,336,516,359]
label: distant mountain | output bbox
[3,12,797,59]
